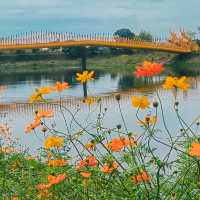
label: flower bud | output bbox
[153,101,159,108]
[174,101,179,107]
[35,110,38,114]
[116,124,121,129]
[115,94,121,101]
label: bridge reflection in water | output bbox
[1,75,200,117]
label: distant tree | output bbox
[62,46,90,59]
[111,29,134,55]
[15,49,25,54]
[87,46,100,57]
[138,31,153,41]
[32,48,40,53]
[114,28,135,39]
[15,49,27,61]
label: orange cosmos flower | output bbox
[24,118,41,133]
[24,110,53,133]
[37,189,52,199]
[76,71,94,84]
[76,156,98,170]
[134,61,164,78]
[107,138,124,152]
[26,156,34,160]
[11,197,18,200]
[122,137,137,147]
[48,159,68,167]
[44,137,64,149]
[163,76,190,91]
[36,110,54,118]
[53,81,70,92]
[80,171,91,178]
[189,142,200,157]
[131,96,150,109]
[85,142,96,150]
[36,183,52,190]
[0,123,11,137]
[47,174,66,185]
[107,137,136,152]
[36,174,66,192]
[132,171,151,184]
[101,162,119,174]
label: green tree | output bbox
[138,31,153,41]
[114,28,135,39]
[111,28,134,55]
[62,46,85,58]
[32,48,40,54]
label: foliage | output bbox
[138,31,153,41]
[113,28,135,39]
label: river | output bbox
[0,66,200,157]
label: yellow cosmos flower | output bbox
[48,159,68,167]
[44,137,64,149]
[163,76,190,91]
[76,71,94,84]
[0,146,15,154]
[36,86,52,95]
[176,76,190,90]
[131,96,150,109]
[29,86,52,103]
[138,116,158,126]
[82,97,95,105]
[29,93,43,103]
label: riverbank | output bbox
[0,52,174,75]
[1,51,200,75]
[168,51,200,75]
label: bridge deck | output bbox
[0,33,194,53]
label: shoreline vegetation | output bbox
[0,51,200,75]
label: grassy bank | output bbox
[168,51,200,75]
[0,52,174,75]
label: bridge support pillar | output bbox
[81,47,87,71]
[81,47,87,98]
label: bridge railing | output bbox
[0,32,194,53]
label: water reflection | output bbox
[1,66,200,155]
[0,69,170,102]
[0,70,104,86]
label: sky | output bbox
[0,0,199,37]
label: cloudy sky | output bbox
[0,0,199,37]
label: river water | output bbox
[0,66,200,157]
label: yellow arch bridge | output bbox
[0,31,199,53]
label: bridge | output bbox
[0,31,199,53]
